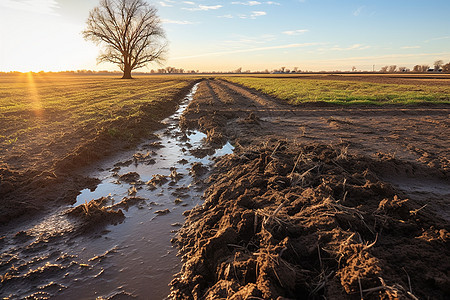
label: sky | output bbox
[0,0,449,72]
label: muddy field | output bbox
[0,75,198,224]
[0,75,449,299]
[171,78,449,299]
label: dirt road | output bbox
[171,79,450,299]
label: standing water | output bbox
[0,83,233,299]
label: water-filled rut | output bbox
[0,83,233,299]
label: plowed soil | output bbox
[171,79,449,299]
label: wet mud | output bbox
[0,83,233,299]
[171,79,449,299]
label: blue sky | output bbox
[0,0,449,72]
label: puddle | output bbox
[384,176,450,196]
[0,83,235,299]
[384,175,450,222]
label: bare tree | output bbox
[388,65,397,73]
[166,66,175,73]
[413,65,429,73]
[83,0,167,79]
[413,65,420,72]
[434,60,444,71]
[421,65,429,72]
[380,66,388,72]
[443,62,450,73]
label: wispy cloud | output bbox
[232,1,261,5]
[173,43,319,59]
[159,1,173,7]
[0,0,59,15]
[251,11,266,17]
[239,11,267,19]
[319,44,371,52]
[232,1,280,5]
[401,46,421,49]
[182,4,222,11]
[219,34,277,49]
[162,19,194,25]
[353,6,364,16]
[218,14,234,19]
[283,29,309,35]
[424,36,450,43]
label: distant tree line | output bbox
[3,59,449,75]
[379,60,450,73]
[149,67,199,74]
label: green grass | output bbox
[0,73,197,146]
[224,76,450,105]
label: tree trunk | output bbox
[122,64,133,79]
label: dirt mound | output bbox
[66,197,125,234]
[170,142,449,299]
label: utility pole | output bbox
[373,65,375,72]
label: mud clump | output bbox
[189,147,215,159]
[66,197,124,233]
[119,172,140,183]
[238,112,261,125]
[114,160,133,168]
[146,141,164,149]
[155,209,170,216]
[112,196,147,210]
[170,168,183,181]
[190,163,208,177]
[170,142,449,299]
[147,174,168,186]
[133,151,156,165]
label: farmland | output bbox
[1,73,196,155]
[224,74,450,105]
[0,73,198,222]
[0,73,449,299]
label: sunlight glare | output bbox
[25,72,43,116]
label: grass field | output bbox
[224,76,450,105]
[0,73,197,146]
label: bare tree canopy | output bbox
[83,0,167,79]
[434,60,444,70]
